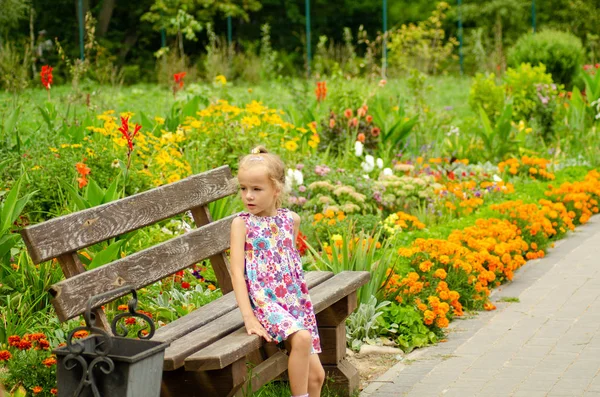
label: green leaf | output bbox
[62,181,91,211]
[139,111,156,135]
[0,234,20,259]
[87,179,105,207]
[182,95,202,119]
[9,192,36,226]
[103,175,121,204]
[37,105,54,130]
[88,240,127,270]
[3,106,20,136]
[0,177,22,234]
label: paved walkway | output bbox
[361,215,600,397]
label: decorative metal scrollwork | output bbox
[111,289,155,340]
[61,285,156,396]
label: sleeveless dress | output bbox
[239,208,322,354]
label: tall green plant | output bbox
[476,103,524,161]
[0,176,35,263]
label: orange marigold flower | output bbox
[423,310,435,325]
[419,260,433,272]
[29,333,46,341]
[484,302,496,311]
[436,317,449,328]
[0,350,11,361]
[8,335,21,346]
[32,386,43,394]
[433,268,447,280]
[73,330,89,339]
[118,304,128,311]
[18,340,32,350]
[357,133,366,143]
[343,108,353,118]
[38,339,50,350]
[42,357,57,367]
[208,284,216,291]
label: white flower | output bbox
[354,141,364,157]
[492,174,502,182]
[376,158,384,169]
[286,168,294,191]
[383,168,393,176]
[361,155,375,172]
[363,175,370,179]
[293,169,304,185]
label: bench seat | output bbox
[157,271,335,370]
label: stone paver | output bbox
[361,216,600,397]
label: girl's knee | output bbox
[290,330,312,351]
[310,363,326,386]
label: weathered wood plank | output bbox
[318,323,346,365]
[21,166,236,264]
[49,215,236,322]
[235,351,288,396]
[161,357,246,397]
[190,205,233,294]
[316,291,358,327]
[160,271,334,370]
[57,252,111,331]
[184,271,370,371]
[323,359,359,396]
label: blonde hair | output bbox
[237,146,287,208]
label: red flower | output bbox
[51,389,58,395]
[18,340,32,350]
[275,285,287,298]
[0,350,11,361]
[371,127,381,137]
[32,386,43,394]
[125,317,136,325]
[181,281,190,289]
[8,335,20,347]
[42,357,57,367]
[75,162,91,189]
[73,330,89,339]
[343,108,353,118]
[118,116,142,153]
[366,115,373,123]
[173,72,186,89]
[315,81,327,102]
[40,65,53,90]
[29,333,46,341]
[38,339,50,350]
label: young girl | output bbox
[230,146,325,397]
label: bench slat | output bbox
[155,270,334,345]
[21,166,236,264]
[183,271,370,371]
[161,271,334,370]
[49,215,236,321]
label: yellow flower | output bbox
[284,141,298,151]
[70,144,82,149]
[167,174,181,183]
[215,75,227,85]
[49,147,58,153]
[31,165,42,171]
[154,116,165,125]
[120,111,134,119]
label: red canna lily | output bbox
[315,81,327,102]
[118,116,142,153]
[173,72,186,92]
[40,65,53,90]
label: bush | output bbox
[504,63,554,122]
[508,30,584,87]
[468,73,505,123]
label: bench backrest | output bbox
[20,166,238,323]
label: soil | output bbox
[346,351,402,391]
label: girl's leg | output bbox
[308,353,325,397]
[287,330,312,395]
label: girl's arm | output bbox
[291,211,301,241]
[230,217,272,343]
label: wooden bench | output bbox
[21,165,370,397]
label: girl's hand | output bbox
[244,315,272,343]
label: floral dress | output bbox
[239,208,322,354]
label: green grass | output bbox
[498,296,520,303]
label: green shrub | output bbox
[508,30,584,87]
[468,73,505,123]
[504,63,554,122]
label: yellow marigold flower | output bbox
[284,141,298,151]
[433,269,447,280]
[215,75,227,85]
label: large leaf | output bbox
[61,181,91,211]
[86,179,105,207]
[87,240,127,270]
[139,111,156,135]
[103,175,121,204]
[3,106,20,136]
[0,177,22,234]
[0,234,20,259]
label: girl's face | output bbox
[237,166,280,217]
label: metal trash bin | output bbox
[54,287,169,397]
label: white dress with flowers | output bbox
[239,208,322,354]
